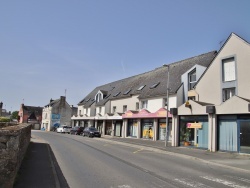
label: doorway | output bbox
[239,120,250,154]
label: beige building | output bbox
[174,33,250,154]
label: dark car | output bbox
[83,127,101,138]
[70,126,84,135]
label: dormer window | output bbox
[95,93,102,103]
[188,69,196,90]
[137,85,146,91]
[150,82,160,89]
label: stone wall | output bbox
[0,123,31,188]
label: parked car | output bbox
[56,125,71,134]
[83,127,101,138]
[70,126,84,135]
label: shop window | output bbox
[222,57,236,82]
[123,105,127,113]
[188,69,196,90]
[222,88,235,102]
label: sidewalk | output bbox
[102,136,250,173]
[14,135,69,188]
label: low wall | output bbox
[0,123,31,188]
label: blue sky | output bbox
[0,0,250,112]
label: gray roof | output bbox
[79,51,217,107]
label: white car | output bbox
[56,125,71,134]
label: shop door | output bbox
[115,122,121,137]
[239,120,250,154]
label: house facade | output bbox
[72,51,216,144]
[174,33,250,154]
[18,104,43,124]
[41,96,74,131]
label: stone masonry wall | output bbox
[0,123,31,188]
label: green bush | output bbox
[0,117,10,122]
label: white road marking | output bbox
[201,176,249,188]
[133,148,144,154]
[174,178,212,188]
[224,175,250,184]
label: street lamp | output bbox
[163,64,170,147]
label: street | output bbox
[32,131,250,188]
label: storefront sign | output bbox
[160,123,166,128]
[186,122,202,129]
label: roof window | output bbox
[113,92,121,97]
[104,94,111,99]
[137,85,146,91]
[85,98,90,102]
[150,82,160,89]
[123,89,131,95]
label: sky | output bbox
[0,0,250,112]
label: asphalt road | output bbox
[33,131,250,188]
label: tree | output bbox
[11,111,19,120]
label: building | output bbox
[41,96,75,131]
[72,51,217,144]
[0,102,11,118]
[174,33,250,154]
[18,104,43,124]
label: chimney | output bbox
[0,102,3,108]
[50,98,54,103]
[60,96,66,107]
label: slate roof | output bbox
[78,51,217,107]
[23,105,43,114]
[45,99,60,107]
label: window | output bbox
[113,92,121,97]
[163,98,168,107]
[95,93,102,103]
[150,82,160,89]
[136,102,139,110]
[188,69,196,90]
[104,94,111,99]
[137,85,146,91]
[223,58,236,82]
[86,108,88,114]
[222,88,235,102]
[142,100,148,109]
[188,96,195,101]
[85,98,90,102]
[123,105,127,113]
[79,110,82,116]
[123,89,131,95]
[99,107,102,114]
[113,106,116,113]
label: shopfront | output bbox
[127,119,138,137]
[105,120,112,135]
[218,115,250,154]
[158,118,172,142]
[123,108,172,140]
[141,119,154,139]
[114,120,123,137]
[179,115,208,149]
[97,120,103,134]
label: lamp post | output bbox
[163,64,170,147]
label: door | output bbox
[239,120,250,154]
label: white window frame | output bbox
[222,58,236,82]
[141,100,148,109]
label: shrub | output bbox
[0,117,10,122]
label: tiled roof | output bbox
[78,51,217,107]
